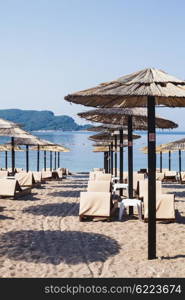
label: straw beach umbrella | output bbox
[11,137,56,172]
[0,118,38,174]
[78,107,177,209]
[31,144,70,171]
[0,144,24,170]
[90,130,141,176]
[65,68,183,260]
[157,138,185,178]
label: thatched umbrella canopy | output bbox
[155,139,185,176]
[0,144,23,151]
[141,145,173,173]
[65,68,185,107]
[0,118,39,174]
[86,124,127,132]
[78,108,177,129]
[89,131,141,142]
[65,68,185,260]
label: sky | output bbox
[0,0,185,129]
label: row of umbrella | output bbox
[64,67,185,260]
[0,118,70,173]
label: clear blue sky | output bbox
[0,0,185,129]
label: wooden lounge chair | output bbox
[138,179,175,221]
[32,171,42,183]
[95,173,112,181]
[89,171,104,180]
[79,191,117,221]
[156,172,165,181]
[87,180,111,192]
[93,168,105,172]
[15,171,40,188]
[163,171,177,182]
[0,170,9,179]
[56,169,63,179]
[0,178,31,199]
[41,170,53,181]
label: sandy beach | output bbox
[0,174,185,278]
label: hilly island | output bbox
[0,109,90,131]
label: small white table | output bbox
[113,183,128,193]
[119,198,142,221]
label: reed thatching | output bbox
[65,68,185,107]
[156,138,185,151]
[78,108,177,129]
[86,124,127,132]
[11,137,55,146]
[0,144,24,152]
[0,126,36,139]
[0,118,21,129]
[31,144,70,152]
[89,131,141,141]
[141,145,171,154]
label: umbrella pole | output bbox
[111,142,113,175]
[147,96,156,260]
[108,145,111,173]
[160,151,162,173]
[114,135,117,180]
[58,152,60,168]
[119,129,123,196]
[104,152,106,170]
[169,151,171,171]
[50,151,52,171]
[179,149,182,182]
[5,151,8,170]
[128,116,133,215]
[44,151,46,171]
[37,145,40,172]
[105,152,108,173]
[26,145,29,172]
[11,137,15,175]
[54,152,57,170]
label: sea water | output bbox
[0,131,184,172]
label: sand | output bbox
[0,174,185,278]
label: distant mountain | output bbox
[0,109,91,131]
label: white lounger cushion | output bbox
[41,171,52,179]
[15,172,35,186]
[32,172,42,182]
[139,179,175,219]
[87,180,110,192]
[164,171,177,177]
[156,172,165,181]
[95,174,112,181]
[0,179,18,196]
[79,192,111,217]
[0,171,8,179]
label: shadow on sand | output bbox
[23,202,79,217]
[0,215,14,220]
[47,191,81,198]
[0,230,120,265]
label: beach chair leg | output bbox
[79,215,84,222]
[119,202,125,221]
[137,204,142,221]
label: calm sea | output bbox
[0,131,184,172]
